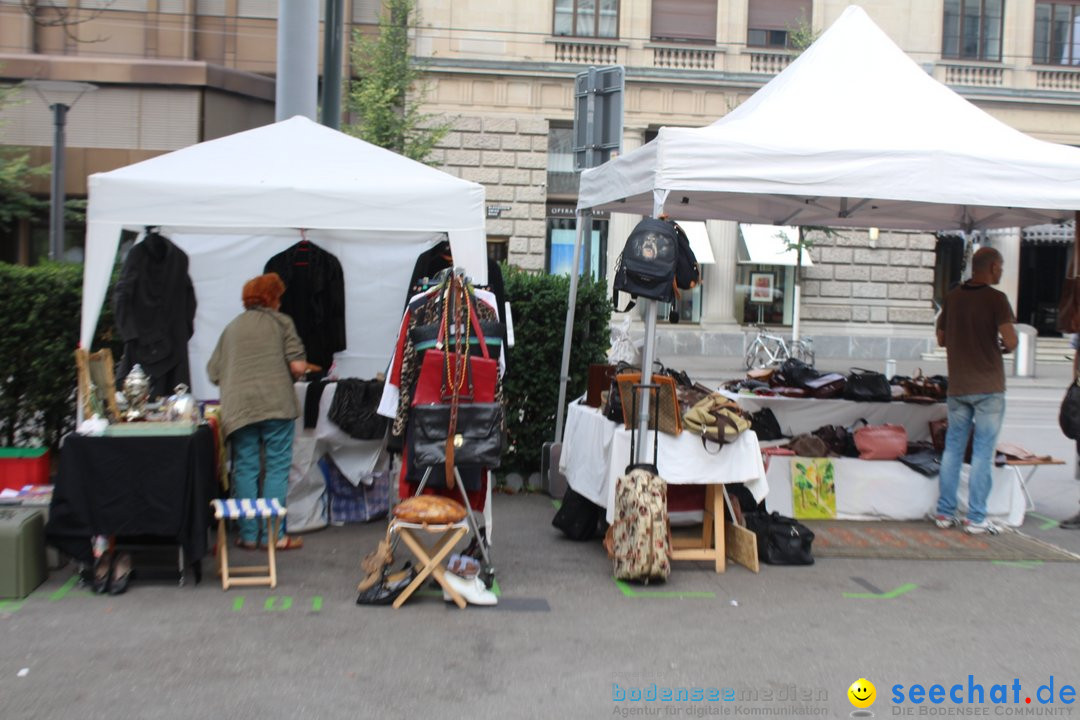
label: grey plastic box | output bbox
[0,507,47,599]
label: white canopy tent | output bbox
[578,5,1080,229]
[557,4,1080,449]
[82,116,488,398]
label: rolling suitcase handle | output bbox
[626,382,660,474]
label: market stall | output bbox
[80,116,489,399]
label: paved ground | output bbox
[2,359,1080,720]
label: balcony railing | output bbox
[551,39,621,65]
[651,44,718,70]
[941,62,1003,86]
[747,50,793,75]
[1036,67,1080,91]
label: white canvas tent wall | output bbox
[82,116,487,398]
[578,5,1080,230]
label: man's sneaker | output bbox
[1059,512,1080,530]
[927,513,960,529]
[963,519,1001,535]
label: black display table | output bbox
[46,426,217,584]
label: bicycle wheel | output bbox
[744,343,772,370]
[790,340,815,367]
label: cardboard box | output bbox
[0,448,50,492]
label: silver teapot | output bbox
[122,364,150,421]
[165,383,199,424]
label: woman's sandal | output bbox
[273,535,303,551]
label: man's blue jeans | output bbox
[936,393,1005,524]
[230,419,294,544]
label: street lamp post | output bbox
[25,81,97,262]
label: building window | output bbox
[487,236,509,264]
[1034,2,1080,65]
[546,209,608,281]
[547,124,579,198]
[747,0,811,48]
[651,0,717,43]
[942,0,1004,61]
[735,265,794,325]
[554,0,619,38]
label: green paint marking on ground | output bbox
[415,589,442,598]
[232,597,245,612]
[49,575,80,602]
[491,579,501,597]
[992,560,1044,569]
[614,578,715,599]
[311,596,323,612]
[843,583,918,599]
[0,599,26,613]
[1027,512,1060,530]
[264,596,292,611]
[552,500,561,510]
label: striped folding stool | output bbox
[210,498,287,590]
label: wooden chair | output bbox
[210,499,286,590]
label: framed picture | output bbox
[750,272,775,303]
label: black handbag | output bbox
[1060,381,1080,441]
[749,407,784,441]
[327,378,388,440]
[843,368,893,402]
[898,448,942,477]
[552,487,605,541]
[743,511,815,565]
[409,403,505,468]
[779,358,820,389]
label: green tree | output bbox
[345,0,451,163]
[0,82,48,239]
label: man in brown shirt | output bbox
[931,247,1017,534]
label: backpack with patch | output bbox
[670,220,700,291]
[612,218,679,310]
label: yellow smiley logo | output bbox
[848,678,876,709]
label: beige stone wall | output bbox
[426,112,550,271]
[800,229,938,325]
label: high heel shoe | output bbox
[93,551,113,595]
[108,552,133,596]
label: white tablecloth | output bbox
[288,381,389,531]
[729,393,947,441]
[763,456,1025,526]
[559,401,769,524]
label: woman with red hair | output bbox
[208,272,308,550]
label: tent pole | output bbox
[554,209,590,443]
[636,299,657,463]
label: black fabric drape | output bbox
[264,241,346,370]
[45,427,216,566]
[113,232,197,398]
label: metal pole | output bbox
[321,0,344,129]
[636,299,657,463]
[48,103,68,262]
[277,0,319,122]
[554,209,590,442]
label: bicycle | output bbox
[743,324,815,370]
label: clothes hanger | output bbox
[295,229,310,266]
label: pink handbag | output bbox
[854,423,908,460]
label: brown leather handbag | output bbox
[617,372,682,435]
[393,496,467,525]
[853,423,909,460]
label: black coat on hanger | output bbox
[264,240,346,370]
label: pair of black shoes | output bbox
[92,551,134,595]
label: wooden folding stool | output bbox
[388,518,469,609]
[210,498,287,590]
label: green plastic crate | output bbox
[0,508,46,599]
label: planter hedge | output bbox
[0,262,118,450]
[500,265,611,477]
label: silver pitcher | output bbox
[122,364,150,421]
[165,383,199,424]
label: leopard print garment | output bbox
[389,286,503,444]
